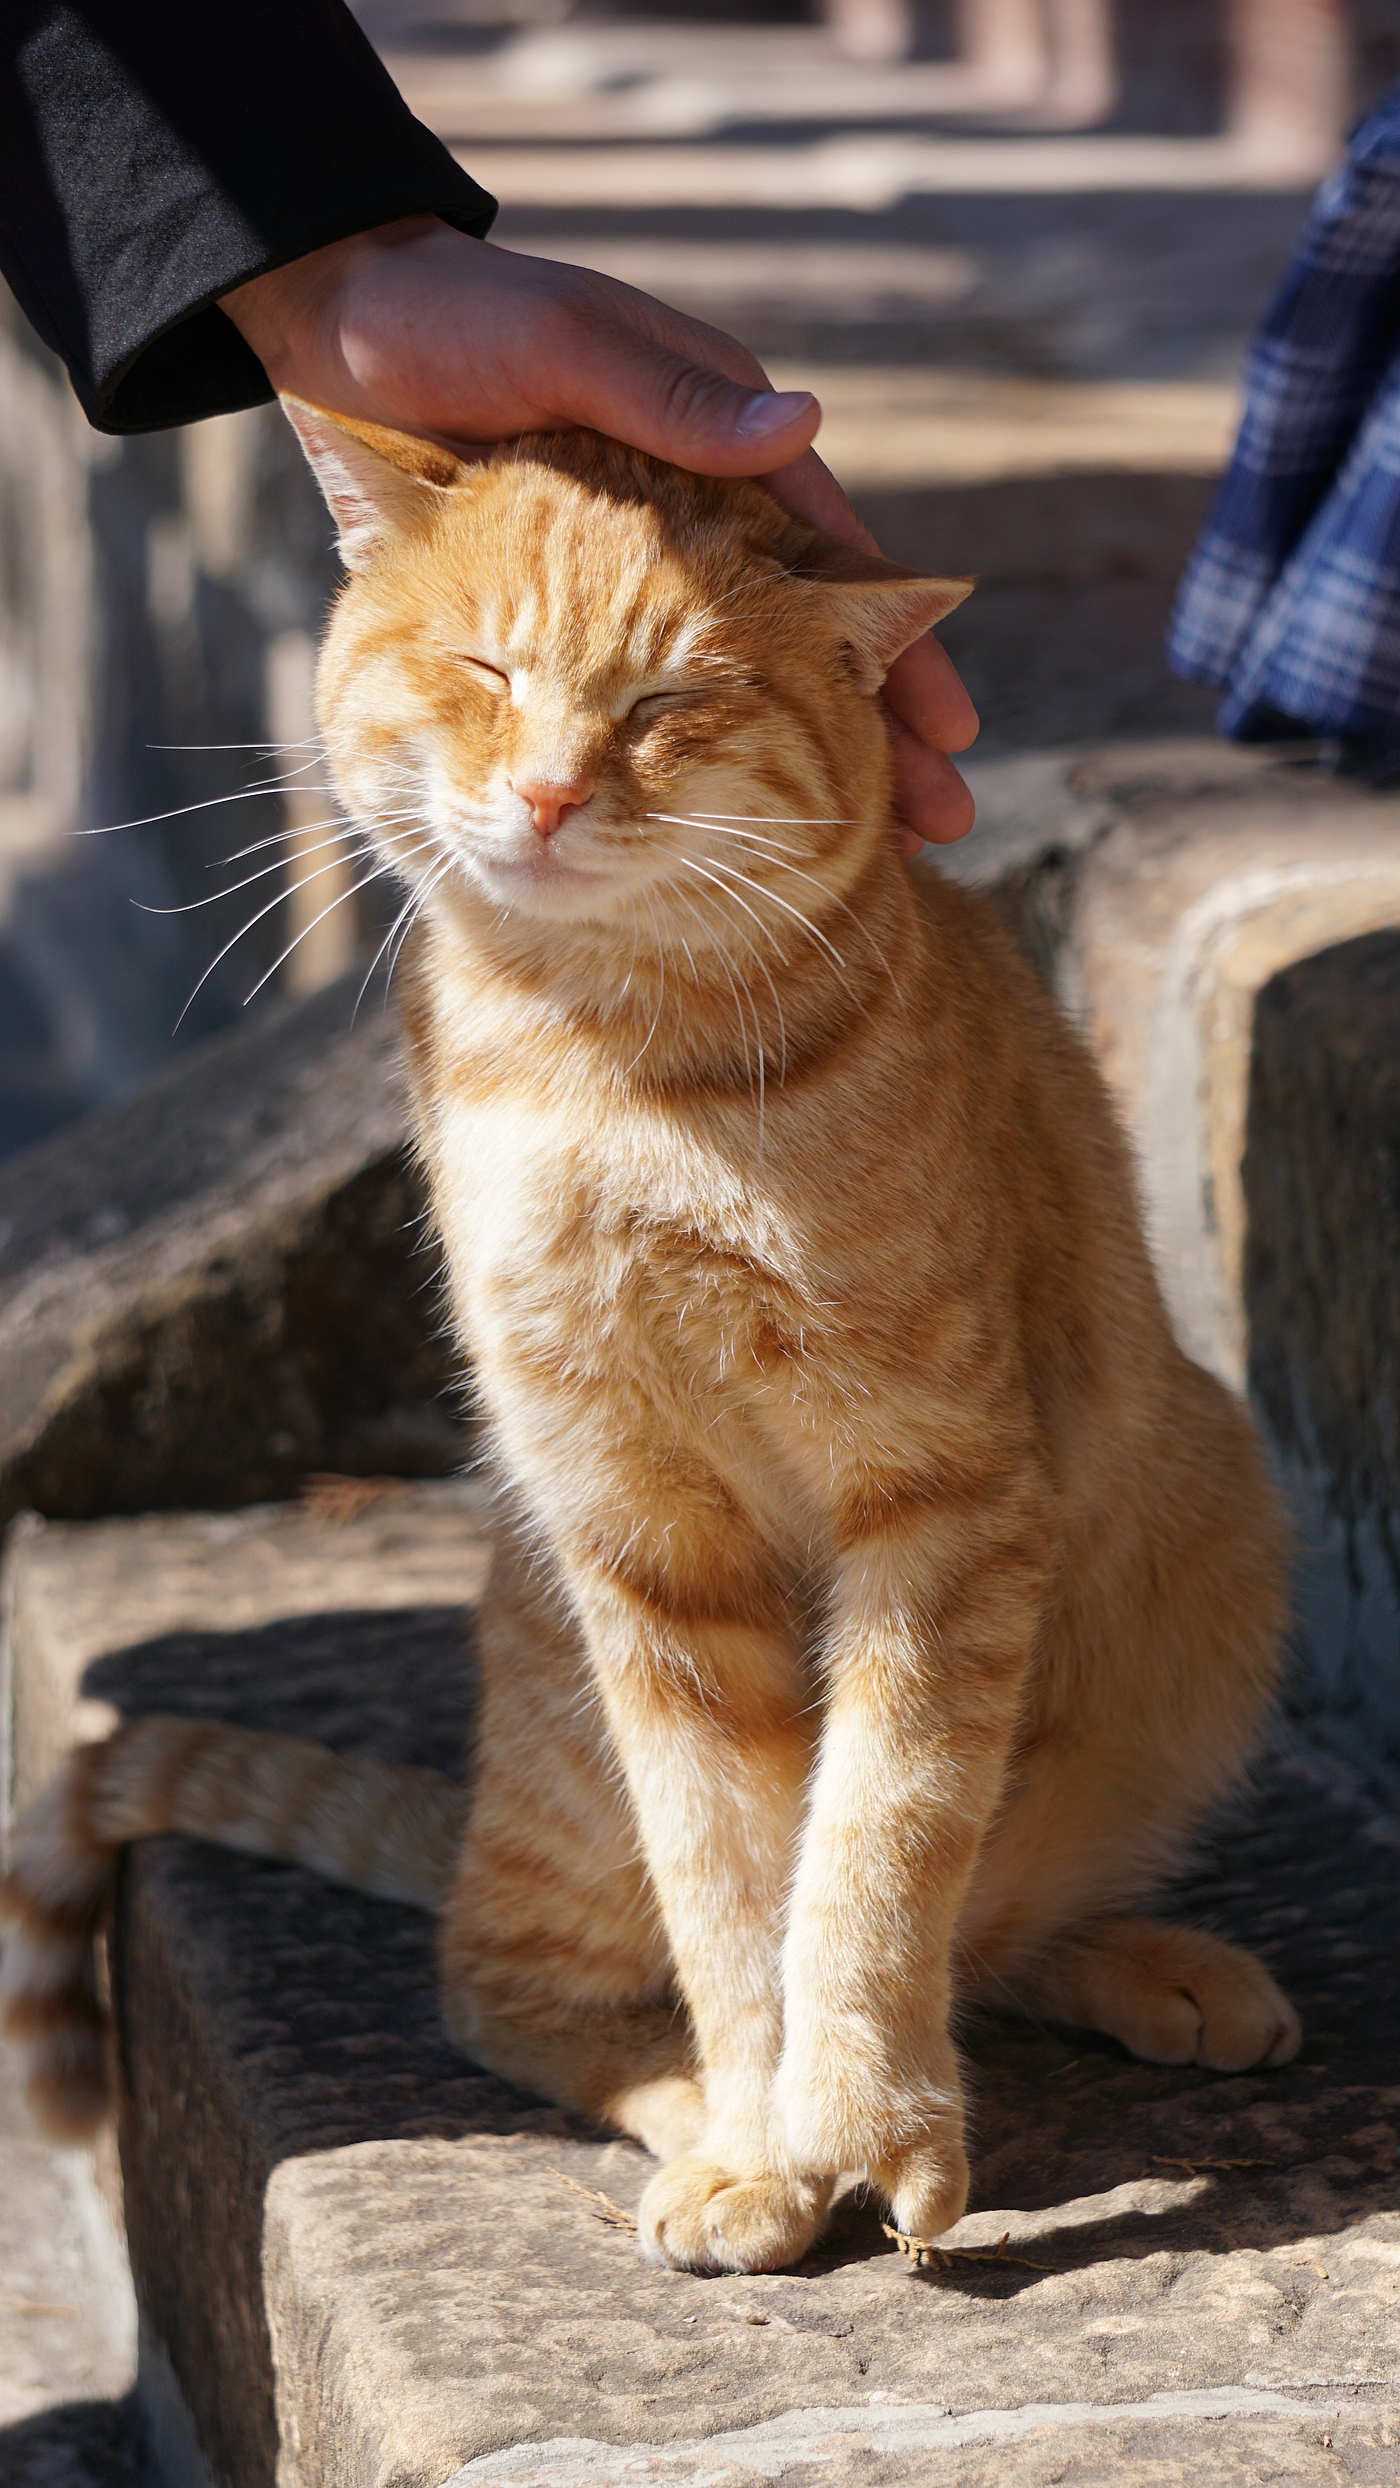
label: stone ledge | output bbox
[444,2390,1400,2486]
[5,1491,1398,2488]
[942,741,1400,1383]
[3,1484,494,1828]
[0,974,466,1531]
[934,739,1400,1769]
[1244,932,1400,1766]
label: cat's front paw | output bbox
[638,2154,833,2274]
[777,2054,969,2248]
[777,2046,965,2187]
[871,2137,970,2246]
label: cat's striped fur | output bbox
[2,416,1301,2267]
[0,1716,465,2137]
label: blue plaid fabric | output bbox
[1167,86,1400,750]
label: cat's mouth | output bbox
[462,830,644,922]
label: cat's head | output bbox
[284,399,970,950]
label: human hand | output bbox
[222,217,977,846]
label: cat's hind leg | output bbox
[442,1519,706,2162]
[1012,1915,1301,2072]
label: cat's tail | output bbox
[0,1715,468,2141]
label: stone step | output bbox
[0,971,466,1536]
[1244,931,1400,1764]
[936,737,1400,1769]
[3,1484,1398,2487]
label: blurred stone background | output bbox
[3,0,1396,1158]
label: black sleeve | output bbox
[0,0,497,432]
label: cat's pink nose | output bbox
[512,777,593,839]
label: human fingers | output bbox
[226,225,824,472]
[476,248,828,472]
[883,636,979,759]
[763,448,981,797]
[887,714,976,848]
[348,232,826,472]
[757,443,882,544]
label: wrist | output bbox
[219,217,438,397]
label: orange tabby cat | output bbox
[1,409,1299,2275]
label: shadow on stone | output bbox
[1244,928,1400,1767]
[0,2393,154,2487]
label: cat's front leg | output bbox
[774,1479,1049,2244]
[561,1544,830,2274]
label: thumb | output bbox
[553,313,822,476]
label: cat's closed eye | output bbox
[461,656,510,696]
[629,690,697,722]
[628,678,749,724]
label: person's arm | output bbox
[0,0,495,430]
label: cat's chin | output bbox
[461,850,648,927]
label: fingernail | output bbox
[735,390,817,439]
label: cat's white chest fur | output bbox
[428,1084,850,1537]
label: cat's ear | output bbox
[797,538,973,694]
[279,396,467,571]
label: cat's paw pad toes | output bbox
[637,2155,832,2274]
[1201,1956,1302,2070]
[1147,1975,1300,2074]
[1095,1933,1302,2073]
[871,2137,969,2246]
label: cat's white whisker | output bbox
[354,850,452,1017]
[657,812,854,827]
[238,844,437,1010]
[691,824,902,1002]
[616,891,642,1009]
[687,850,868,1017]
[135,823,386,915]
[671,882,757,1098]
[673,861,791,1095]
[381,854,460,1002]
[74,754,330,838]
[619,891,668,1079]
[647,811,805,858]
[680,849,861,1034]
[171,833,438,1030]
[212,802,420,868]
[146,734,327,754]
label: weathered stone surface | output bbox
[6,1496,1398,2488]
[933,739,1400,1399]
[4,1485,502,2486]
[4,1480,493,1820]
[442,2392,1400,2487]
[260,1713,1400,2485]
[0,977,467,1530]
[933,739,1400,1764]
[988,744,1400,1396]
[450,2401,1400,2486]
